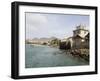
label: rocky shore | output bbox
[66,49,89,61]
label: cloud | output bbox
[26,13,48,39]
[26,13,89,39]
[26,13,48,27]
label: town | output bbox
[26,24,89,61]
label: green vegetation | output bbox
[50,38,60,47]
[42,42,47,45]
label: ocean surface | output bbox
[25,44,89,68]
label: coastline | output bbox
[26,43,89,61]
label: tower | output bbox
[73,24,89,38]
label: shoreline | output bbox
[26,43,89,61]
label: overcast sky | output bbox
[26,12,89,39]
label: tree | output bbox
[50,38,60,46]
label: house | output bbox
[59,24,89,49]
[73,24,89,37]
[72,35,85,49]
[72,25,89,49]
[83,33,89,48]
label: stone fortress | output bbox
[60,24,89,49]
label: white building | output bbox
[72,24,89,49]
[73,24,89,38]
[59,24,89,49]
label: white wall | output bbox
[0,0,99,81]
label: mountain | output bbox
[29,37,58,43]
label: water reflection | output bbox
[25,44,89,68]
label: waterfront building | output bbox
[73,24,89,37]
[59,24,89,49]
[72,24,89,49]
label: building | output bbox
[73,24,89,37]
[72,25,89,49]
[59,24,89,49]
[83,33,89,48]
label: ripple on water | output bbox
[25,44,89,68]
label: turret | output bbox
[73,24,89,38]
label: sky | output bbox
[26,12,89,39]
